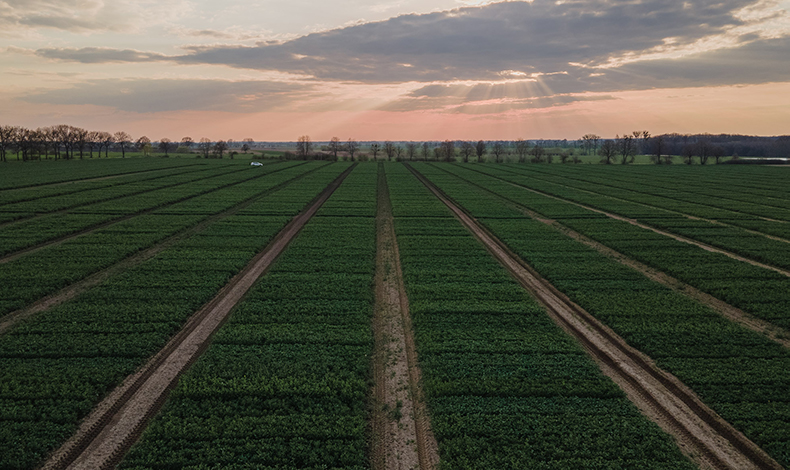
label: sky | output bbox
[2,0,790,141]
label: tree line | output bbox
[3,124,787,164]
[0,125,258,162]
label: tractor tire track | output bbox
[0,163,300,264]
[0,162,326,335]
[372,163,439,470]
[460,165,790,278]
[406,163,782,470]
[41,164,356,470]
[429,163,790,349]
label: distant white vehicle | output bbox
[250,161,264,166]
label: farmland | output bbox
[0,158,789,469]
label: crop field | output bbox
[0,158,789,470]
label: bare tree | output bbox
[181,136,194,150]
[347,139,359,161]
[421,142,431,161]
[0,125,17,162]
[649,135,666,164]
[159,138,172,156]
[406,142,418,161]
[213,140,228,158]
[384,141,395,161]
[581,134,601,155]
[96,132,113,158]
[440,140,455,162]
[114,131,132,158]
[73,127,88,159]
[395,144,403,161]
[636,130,650,154]
[491,141,505,163]
[475,140,486,162]
[296,135,312,159]
[619,134,637,164]
[328,137,340,160]
[460,141,474,163]
[136,136,151,156]
[241,138,254,153]
[698,140,712,165]
[370,142,380,160]
[530,145,546,163]
[559,151,570,164]
[599,139,617,164]
[199,138,212,158]
[515,138,530,163]
[712,145,725,164]
[85,131,100,158]
[682,143,695,165]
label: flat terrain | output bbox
[0,158,788,469]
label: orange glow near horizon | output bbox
[4,81,790,142]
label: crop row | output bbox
[387,164,695,469]
[437,163,790,332]
[0,164,210,209]
[0,163,289,253]
[0,163,351,470]
[0,158,202,191]
[0,162,324,318]
[119,164,377,469]
[0,165,230,225]
[503,164,790,243]
[542,164,790,208]
[463,164,790,270]
[414,162,790,468]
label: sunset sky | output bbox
[2,0,790,141]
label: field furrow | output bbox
[116,163,376,470]
[0,163,352,470]
[412,162,790,469]
[388,163,699,469]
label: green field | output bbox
[1,159,788,469]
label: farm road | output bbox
[461,165,790,278]
[372,163,439,470]
[42,164,356,470]
[427,163,790,349]
[406,163,783,470]
[0,161,324,335]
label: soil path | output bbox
[406,163,782,470]
[372,163,439,470]
[41,164,355,470]
[0,162,325,335]
[0,163,300,264]
[461,165,790,278]
[430,164,790,349]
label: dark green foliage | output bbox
[388,164,695,469]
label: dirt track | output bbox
[41,163,355,470]
[429,163,790,349]
[371,163,439,470]
[0,162,322,335]
[406,163,783,470]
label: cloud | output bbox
[380,90,617,113]
[21,79,316,113]
[171,0,764,82]
[18,0,790,114]
[0,0,189,34]
[34,47,170,63]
